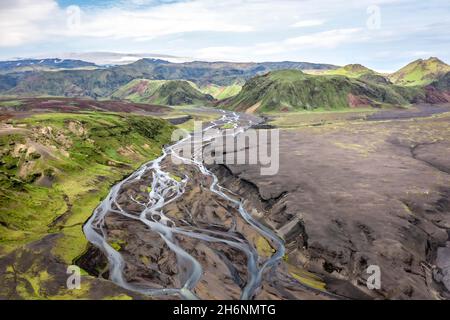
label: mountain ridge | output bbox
[0,59,98,74]
[111,79,215,105]
[0,59,339,99]
[0,57,449,108]
[326,64,376,78]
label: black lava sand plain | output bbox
[214,108,450,299]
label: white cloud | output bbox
[291,19,325,28]
[0,0,58,47]
[196,28,368,61]
[0,0,383,47]
[285,28,364,48]
[0,0,449,70]
[0,0,258,47]
[60,1,258,40]
[196,46,247,61]
[408,50,436,57]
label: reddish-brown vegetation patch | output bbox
[131,81,150,95]
[423,86,450,104]
[0,97,171,117]
[0,113,12,121]
[347,93,374,108]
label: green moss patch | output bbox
[0,112,174,263]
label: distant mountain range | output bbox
[33,52,191,65]
[0,58,338,99]
[0,59,98,74]
[0,56,449,110]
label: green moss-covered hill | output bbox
[326,64,376,78]
[325,64,392,85]
[327,59,450,87]
[219,69,419,113]
[0,112,174,299]
[111,79,215,106]
[389,57,450,86]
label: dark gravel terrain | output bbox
[213,109,450,299]
[366,104,450,121]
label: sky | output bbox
[0,0,449,71]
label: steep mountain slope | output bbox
[199,82,243,99]
[431,71,450,92]
[418,71,450,103]
[0,74,20,92]
[111,79,215,105]
[358,73,392,85]
[0,59,337,99]
[219,69,411,113]
[389,57,450,86]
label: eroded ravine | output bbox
[82,111,291,300]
